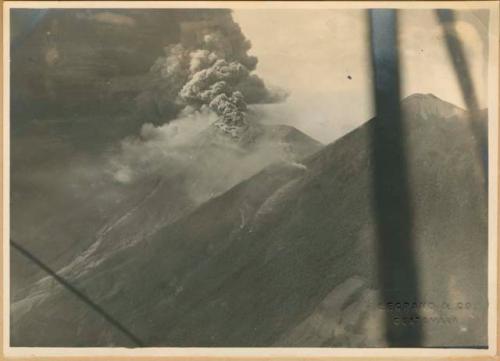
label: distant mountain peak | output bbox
[403,93,457,107]
[404,92,440,101]
[402,93,464,119]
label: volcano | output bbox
[11,94,488,348]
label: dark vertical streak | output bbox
[10,9,49,52]
[368,9,422,346]
[435,9,488,184]
[10,240,144,347]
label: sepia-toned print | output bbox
[4,1,498,355]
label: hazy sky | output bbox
[233,9,489,143]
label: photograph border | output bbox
[1,1,499,359]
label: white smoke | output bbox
[107,111,302,207]
[109,108,218,184]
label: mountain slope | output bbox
[11,94,488,347]
[11,123,322,299]
[56,123,322,280]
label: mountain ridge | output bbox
[11,93,488,347]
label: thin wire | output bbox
[11,239,145,347]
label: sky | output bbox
[233,9,489,143]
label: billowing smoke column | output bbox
[180,59,249,137]
[146,14,286,140]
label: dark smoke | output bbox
[140,11,287,138]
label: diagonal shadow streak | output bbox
[435,9,488,185]
[368,9,423,346]
[10,239,145,347]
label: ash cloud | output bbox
[138,11,287,136]
[113,10,295,198]
[11,9,285,128]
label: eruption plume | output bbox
[145,15,287,139]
